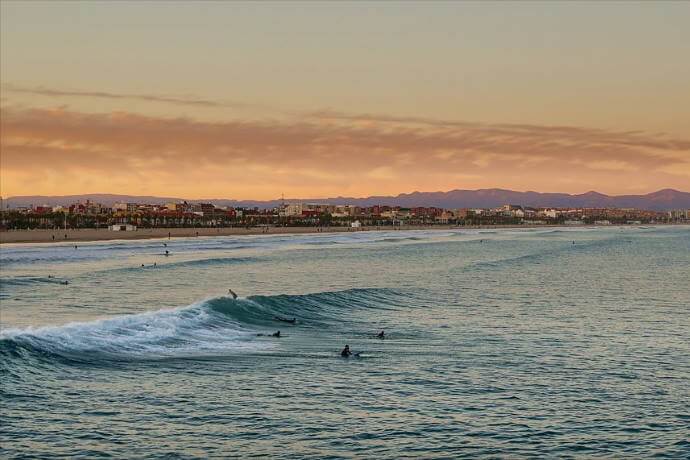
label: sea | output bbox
[1,226,689,458]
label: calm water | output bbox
[1,226,689,458]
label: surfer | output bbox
[165,250,170,256]
[274,316,296,324]
[341,344,352,357]
[377,330,385,339]
[228,288,238,299]
[257,331,281,338]
[61,280,69,285]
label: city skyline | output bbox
[2,2,689,198]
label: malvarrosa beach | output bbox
[2,223,680,244]
[0,225,453,244]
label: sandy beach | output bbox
[0,225,460,244]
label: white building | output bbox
[109,224,137,231]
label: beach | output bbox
[0,225,458,244]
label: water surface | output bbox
[1,226,689,458]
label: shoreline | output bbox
[0,223,676,245]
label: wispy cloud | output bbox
[1,105,688,197]
[2,83,249,108]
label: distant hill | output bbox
[3,189,689,211]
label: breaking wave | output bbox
[0,288,401,367]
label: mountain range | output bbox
[3,189,689,211]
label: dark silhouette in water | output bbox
[228,289,238,299]
[341,345,352,357]
[377,330,385,339]
[274,316,296,324]
[257,331,281,338]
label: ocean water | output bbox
[1,226,689,458]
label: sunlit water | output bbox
[1,226,689,458]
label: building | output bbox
[109,224,137,231]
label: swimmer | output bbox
[377,330,385,339]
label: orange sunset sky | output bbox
[1,2,689,199]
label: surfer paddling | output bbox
[257,331,281,338]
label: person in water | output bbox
[228,289,238,299]
[165,250,170,256]
[341,345,352,357]
[377,330,385,339]
[257,331,281,338]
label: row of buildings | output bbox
[2,199,688,230]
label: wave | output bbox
[467,237,620,270]
[0,288,400,366]
[0,276,69,287]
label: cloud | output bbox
[2,83,249,108]
[1,105,688,198]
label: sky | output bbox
[1,1,689,199]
